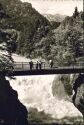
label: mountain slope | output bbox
[43,14,66,29]
[0,0,50,57]
[0,1,83,62]
[39,11,84,65]
[44,14,66,22]
[53,12,84,64]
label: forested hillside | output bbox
[39,8,84,66]
[0,0,50,58]
[0,0,83,64]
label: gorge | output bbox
[0,0,84,124]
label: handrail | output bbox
[0,61,84,75]
[13,61,84,71]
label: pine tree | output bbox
[73,7,79,18]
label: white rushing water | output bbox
[8,75,82,119]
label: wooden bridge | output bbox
[1,61,84,76]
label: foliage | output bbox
[0,2,83,63]
[50,21,60,29]
[0,0,50,57]
[34,31,55,59]
[40,10,84,66]
[0,29,18,74]
[0,4,18,74]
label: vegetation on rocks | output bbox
[28,108,83,125]
[0,3,18,74]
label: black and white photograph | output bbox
[0,0,84,124]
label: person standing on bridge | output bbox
[49,60,53,68]
[39,61,42,70]
[29,60,33,70]
[36,61,39,70]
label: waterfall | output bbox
[7,75,82,119]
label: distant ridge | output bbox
[43,14,66,22]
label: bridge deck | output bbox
[1,62,84,76]
[8,68,84,76]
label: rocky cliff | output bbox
[0,75,28,125]
[72,74,84,119]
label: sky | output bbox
[21,0,83,16]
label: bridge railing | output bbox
[14,62,47,70]
[13,61,84,71]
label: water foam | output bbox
[8,75,82,119]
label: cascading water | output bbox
[8,75,82,119]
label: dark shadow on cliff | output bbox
[0,75,28,125]
[72,74,84,119]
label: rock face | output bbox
[0,75,28,125]
[52,75,68,99]
[72,74,84,118]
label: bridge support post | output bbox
[22,63,23,70]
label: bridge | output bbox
[1,61,84,76]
